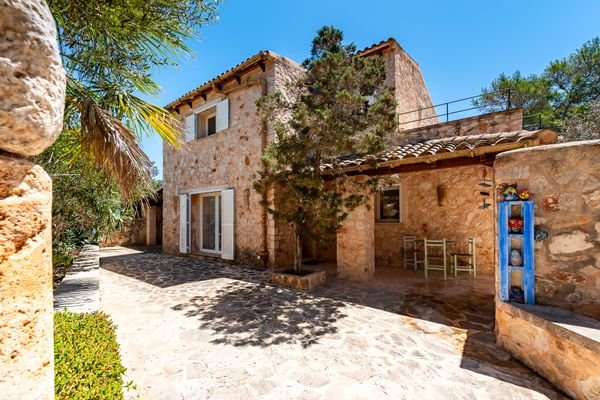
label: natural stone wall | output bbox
[376,42,438,131]
[496,301,600,399]
[0,0,65,397]
[374,165,496,274]
[102,218,146,247]
[163,58,303,267]
[0,157,54,399]
[494,140,600,319]
[393,109,524,146]
[337,184,375,281]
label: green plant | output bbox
[254,26,397,273]
[55,311,131,399]
[474,37,600,135]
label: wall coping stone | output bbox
[496,301,600,354]
[496,139,600,158]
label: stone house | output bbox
[162,38,439,267]
[162,38,557,280]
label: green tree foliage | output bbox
[474,37,600,134]
[254,26,397,272]
[33,134,131,254]
[563,100,600,142]
[48,0,220,198]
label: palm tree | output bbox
[48,0,221,199]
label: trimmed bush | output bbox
[54,311,128,399]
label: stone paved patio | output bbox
[100,246,565,399]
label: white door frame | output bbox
[199,192,221,254]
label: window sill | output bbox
[190,128,229,142]
[375,220,402,224]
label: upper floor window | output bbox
[196,107,217,138]
[376,185,401,222]
[184,98,229,142]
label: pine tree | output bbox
[255,26,397,273]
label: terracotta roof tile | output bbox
[321,130,556,171]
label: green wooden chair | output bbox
[424,238,448,280]
[403,235,424,271]
[450,237,477,277]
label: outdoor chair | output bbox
[450,237,477,277]
[403,235,424,271]
[424,238,448,280]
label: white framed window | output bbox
[183,98,229,142]
[376,185,402,222]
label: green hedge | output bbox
[55,311,130,399]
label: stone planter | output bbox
[271,270,326,290]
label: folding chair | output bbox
[450,237,477,277]
[424,238,448,280]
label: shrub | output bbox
[54,311,129,399]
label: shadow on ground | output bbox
[101,247,565,398]
[172,281,347,348]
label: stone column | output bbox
[336,178,375,281]
[0,0,66,398]
[146,206,157,245]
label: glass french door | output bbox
[200,194,221,253]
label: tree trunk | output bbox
[292,223,303,274]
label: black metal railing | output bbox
[397,89,513,127]
[522,113,543,131]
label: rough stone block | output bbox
[0,155,53,399]
[0,0,65,155]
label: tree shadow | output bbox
[172,281,347,348]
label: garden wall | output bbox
[494,140,600,319]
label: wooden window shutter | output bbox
[179,194,190,253]
[184,114,196,142]
[215,99,229,132]
[220,189,235,260]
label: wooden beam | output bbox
[234,75,242,84]
[200,92,207,101]
[258,61,266,72]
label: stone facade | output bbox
[371,166,496,274]
[494,140,600,319]
[0,1,64,397]
[336,185,375,281]
[393,109,524,145]
[163,56,303,267]
[163,40,438,269]
[381,41,438,129]
[496,301,600,399]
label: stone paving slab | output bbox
[54,244,100,312]
[99,247,566,400]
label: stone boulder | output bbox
[0,0,65,156]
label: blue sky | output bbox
[142,0,600,178]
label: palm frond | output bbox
[79,97,154,200]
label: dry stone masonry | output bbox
[0,0,65,398]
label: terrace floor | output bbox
[99,246,565,399]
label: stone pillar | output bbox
[146,206,157,245]
[0,0,66,398]
[336,180,375,281]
